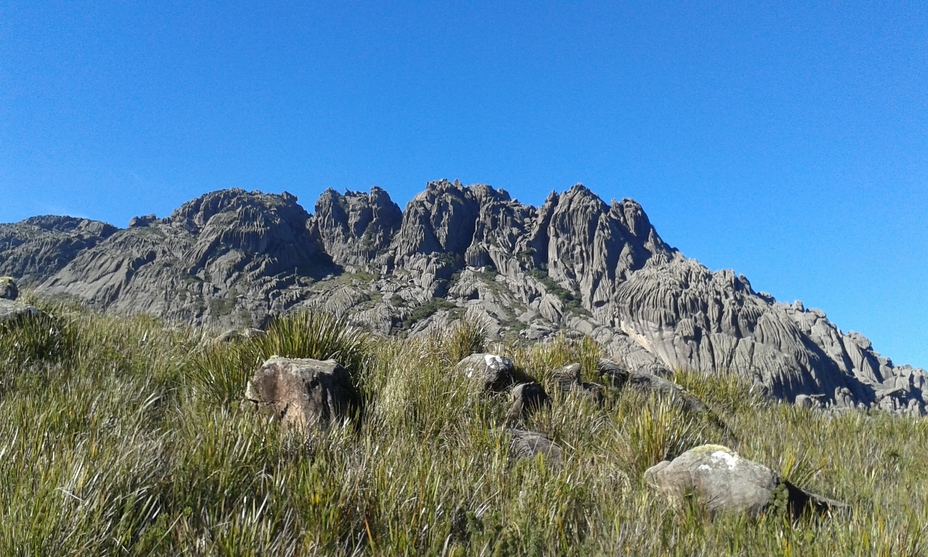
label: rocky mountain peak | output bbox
[312,187,402,267]
[1,180,924,415]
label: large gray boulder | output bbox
[507,428,563,464]
[645,444,844,518]
[0,298,37,324]
[454,353,517,392]
[244,357,361,433]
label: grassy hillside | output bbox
[0,296,926,556]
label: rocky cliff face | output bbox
[0,216,117,285]
[2,180,924,414]
[39,188,331,325]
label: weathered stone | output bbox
[506,382,550,422]
[645,444,845,518]
[551,363,605,403]
[507,428,562,464]
[454,353,516,391]
[598,358,710,415]
[214,327,266,343]
[244,357,360,433]
[0,277,18,300]
[0,298,38,324]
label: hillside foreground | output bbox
[0,294,926,556]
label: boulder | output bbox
[551,363,605,403]
[645,444,845,518]
[507,428,562,464]
[506,382,550,422]
[0,277,18,300]
[598,358,710,415]
[454,353,516,391]
[214,327,266,343]
[0,298,38,324]
[244,357,360,433]
[128,214,157,228]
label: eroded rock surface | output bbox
[0,216,117,286]
[454,353,517,392]
[1,180,923,414]
[645,445,844,518]
[507,428,563,464]
[244,357,361,433]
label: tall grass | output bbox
[189,310,371,405]
[1,300,928,554]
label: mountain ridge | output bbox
[1,180,923,414]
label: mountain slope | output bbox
[1,180,923,413]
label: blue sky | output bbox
[1,2,926,367]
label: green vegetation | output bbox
[529,269,591,317]
[1,299,928,554]
[401,298,457,328]
[190,311,370,405]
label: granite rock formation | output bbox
[1,179,924,414]
[645,444,845,518]
[244,357,361,433]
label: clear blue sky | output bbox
[1,2,926,367]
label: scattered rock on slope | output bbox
[0,277,18,300]
[1,180,924,415]
[645,444,845,518]
[506,382,550,422]
[244,357,361,433]
[551,363,605,403]
[507,428,563,464]
[0,298,37,324]
[597,358,712,416]
[454,353,518,392]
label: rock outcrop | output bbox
[244,357,361,433]
[454,353,517,392]
[507,428,563,464]
[37,189,330,326]
[0,277,18,300]
[645,444,845,518]
[506,382,550,422]
[0,298,37,324]
[0,216,117,285]
[1,180,924,414]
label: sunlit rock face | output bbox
[1,180,924,414]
